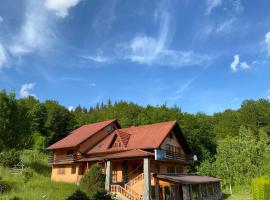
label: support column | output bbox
[105,160,112,191]
[143,158,151,200]
[154,177,160,200]
[182,185,190,200]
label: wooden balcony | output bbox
[48,154,80,164]
[155,149,193,164]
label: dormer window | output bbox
[113,141,122,147]
[106,125,114,133]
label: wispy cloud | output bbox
[168,78,195,101]
[0,43,8,69]
[44,0,81,18]
[216,18,235,33]
[205,0,222,15]
[0,16,3,23]
[80,51,110,63]
[265,32,270,55]
[116,4,209,68]
[20,83,36,98]
[9,0,54,57]
[230,54,250,72]
[232,0,244,14]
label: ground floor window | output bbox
[71,165,76,174]
[57,167,65,175]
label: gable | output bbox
[160,131,184,154]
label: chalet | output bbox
[47,119,222,200]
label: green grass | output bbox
[0,150,77,200]
[223,185,251,200]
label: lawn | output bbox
[0,150,77,200]
[223,185,251,200]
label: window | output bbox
[155,164,160,173]
[57,167,65,175]
[167,165,175,173]
[66,150,74,155]
[78,166,85,175]
[71,165,76,174]
[113,140,122,147]
[106,125,114,133]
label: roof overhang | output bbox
[154,174,221,185]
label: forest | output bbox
[0,89,270,197]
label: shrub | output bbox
[80,164,105,195]
[9,197,22,200]
[252,177,270,200]
[66,189,89,200]
[90,191,116,200]
[22,168,34,183]
[0,149,20,167]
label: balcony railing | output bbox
[48,154,80,164]
[155,149,193,164]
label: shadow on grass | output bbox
[223,192,231,199]
[28,161,51,177]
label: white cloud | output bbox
[216,18,235,33]
[44,0,81,18]
[230,54,240,72]
[80,51,110,63]
[0,43,8,69]
[230,54,250,72]
[9,0,53,56]
[205,0,222,15]
[265,32,270,55]
[264,90,270,100]
[68,106,75,111]
[20,83,36,98]
[240,62,250,69]
[116,7,209,67]
[0,16,3,22]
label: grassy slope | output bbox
[0,151,77,200]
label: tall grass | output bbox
[0,150,77,200]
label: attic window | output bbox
[106,125,114,133]
[113,141,122,147]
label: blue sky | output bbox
[0,0,270,114]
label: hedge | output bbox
[252,177,270,200]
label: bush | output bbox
[0,149,20,167]
[252,177,270,200]
[90,191,116,200]
[80,164,105,195]
[66,189,89,200]
[22,168,34,183]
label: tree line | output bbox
[0,89,269,188]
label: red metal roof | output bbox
[155,174,221,184]
[79,149,154,161]
[88,121,177,154]
[47,119,117,150]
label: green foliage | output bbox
[90,191,116,200]
[252,177,270,200]
[198,126,270,190]
[9,196,22,200]
[44,100,75,145]
[80,164,105,196]
[0,149,20,167]
[21,150,51,176]
[22,168,34,183]
[66,189,89,200]
[0,90,33,150]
